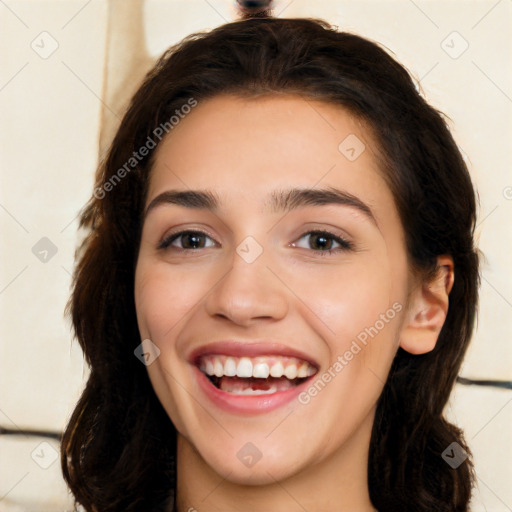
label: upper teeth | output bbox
[198,355,316,379]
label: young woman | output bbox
[61,17,479,512]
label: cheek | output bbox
[288,256,393,341]
[134,260,209,340]
[134,260,207,433]
[283,248,402,389]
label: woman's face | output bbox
[134,94,411,484]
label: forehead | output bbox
[147,93,392,217]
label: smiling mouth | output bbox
[197,355,318,395]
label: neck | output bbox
[174,410,377,512]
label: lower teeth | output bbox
[229,386,278,395]
[208,375,304,395]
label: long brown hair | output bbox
[62,17,479,511]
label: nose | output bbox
[204,249,288,327]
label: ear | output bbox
[399,255,454,355]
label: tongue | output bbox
[218,376,295,393]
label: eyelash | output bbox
[157,229,354,255]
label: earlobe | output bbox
[399,256,454,355]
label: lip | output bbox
[188,340,319,415]
[188,340,319,368]
[193,365,317,415]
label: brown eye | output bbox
[158,231,216,250]
[309,233,335,251]
[180,232,207,249]
[291,230,353,253]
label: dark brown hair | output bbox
[62,17,479,512]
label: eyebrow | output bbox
[144,187,377,225]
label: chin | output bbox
[183,432,311,486]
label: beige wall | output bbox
[0,0,510,510]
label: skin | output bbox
[134,94,453,512]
